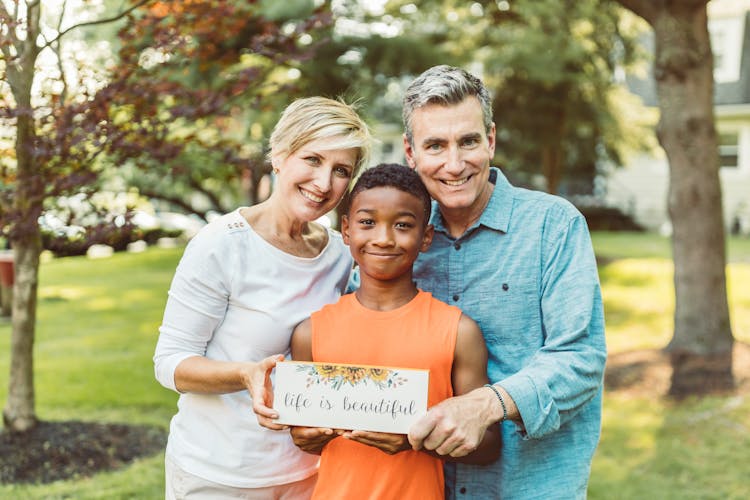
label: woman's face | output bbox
[274,136,359,222]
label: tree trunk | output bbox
[245,161,272,207]
[2,3,43,432]
[3,110,43,432]
[3,233,42,432]
[541,92,567,195]
[541,143,563,195]
[649,5,734,396]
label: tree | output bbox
[0,0,324,432]
[432,0,649,194]
[614,0,734,396]
[104,1,330,218]
[0,0,153,433]
[483,0,647,195]
[352,0,651,196]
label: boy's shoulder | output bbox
[312,292,357,318]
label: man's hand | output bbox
[408,387,500,457]
[290,426,340,454]
[246,354,285,430]
[342,430,411,455]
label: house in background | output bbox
[609,0,750,234]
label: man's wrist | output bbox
[484,383,508,423]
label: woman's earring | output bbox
[272,166,279,174]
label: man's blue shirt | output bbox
[413,168,606,500]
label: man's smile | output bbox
[441,175,472,187]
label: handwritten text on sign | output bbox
[273,361,429,434]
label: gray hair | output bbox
[402,65,493,146]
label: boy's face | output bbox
[342,186,433,282]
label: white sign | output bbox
[273,361,429,434]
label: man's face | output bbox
[404,96,495,214]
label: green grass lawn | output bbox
[592,232,750,352]
[590,232,750,500]
[0,248,182,499]
[0,232,748,498]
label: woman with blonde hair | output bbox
[154,97,371,499]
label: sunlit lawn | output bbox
[0,248,181,499]
[0,231,748,498]
[593,231,750,352]
[590,231,750,500]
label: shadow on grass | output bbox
[39,295,68,303]
[604,341,750,396]
[593,342,750,499]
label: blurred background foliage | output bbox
[2,0,655,251]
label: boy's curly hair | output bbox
[349,164,431,225]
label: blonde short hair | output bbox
[269,97,371,174]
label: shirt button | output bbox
[452,294,459,302]
[459,487,467,494]
[454,242,461,250]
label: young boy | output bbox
[289,163,500,499]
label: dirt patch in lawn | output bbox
[0,420,166,485]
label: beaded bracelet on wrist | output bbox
[484,383,508,421]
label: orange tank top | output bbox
[310,290,461,500]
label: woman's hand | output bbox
[290,426,340,454]
[342,430,411,455]
[245,354,286,430]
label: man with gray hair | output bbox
[404,65,606,499]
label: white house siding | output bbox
[609,124,750,234]
[607,153,669,232]
[719,118,750,233]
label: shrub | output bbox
[578,206,644,232]
[41,223,183,257]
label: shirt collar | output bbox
[428,167,514,235]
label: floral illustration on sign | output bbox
[298,364,408,390]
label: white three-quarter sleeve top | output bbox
[154,209,353,488]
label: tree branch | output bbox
[54,0,68,37]
[39,0,152,51]
[615,0,658,24]
[134,188,211,221]
[0,2,20,56]
[187,176,227,214]
[616,0,710,25]
[21,2,42,78]
[52,1,69,105]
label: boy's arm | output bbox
[289,318,338,455]
[442,313,501,465]
[290,318,313,362]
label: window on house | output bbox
[708,16,743,83]
[719,132,739,169]
[711,30,725,70]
